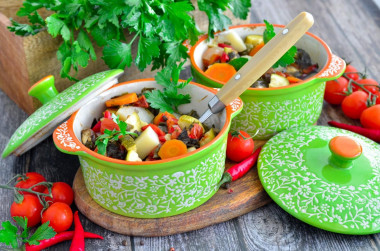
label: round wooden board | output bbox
[73,144,271,237]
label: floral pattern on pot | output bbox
[258,126,380,234]
[231,83,325,139]
[79,142,227,218]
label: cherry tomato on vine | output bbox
[360,105,380,130]
[352,78,379,94]
[341,91,369,119]
[226,131,254,162]
[344,65,359,81]
[41,202,73,233]
[324,77,348,105]
[15,172,47,195]
[43,182,74,206]
[10,194,43,227]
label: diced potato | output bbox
[125,112,143,132]
[135,126,160,159]
[187,147,197,152]
[202,47,224,68]
[245,35,263,47]
[200,128,216,146]
[126,150,142,162]
[178,115,204,131]
[221,31,247,52]
[116,106,154,123]
[269,74,290,88]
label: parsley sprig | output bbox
[8,0,251,81]
[0,216,56,249]
[145,61,192,113]
[263,20,297,68]
[95,114,138,156]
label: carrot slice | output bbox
[249,42,264,56]
[105,93,138,107]
[153,112,177,125]
[205,63,237,83]
[158,139,188,159]
[286,76,303,84]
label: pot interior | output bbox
[193,26,329,77]
[72,80,227,146]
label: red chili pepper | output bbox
[218,43,233,49]
[92,121,101,133]
[25,231,103,251]
[133,95,149,108]
[328,121,380,143]
[104,110,112,119]
[70,211,85,251]
[220,52,229,63]
[217,147,262,187]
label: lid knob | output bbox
[28,75,59,105]
[328,136,362,168]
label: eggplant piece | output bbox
[295,48,313,70]
[251,80,269,88]
[177,130,200,148]
[107,141,127,160]
[81,129,96,150]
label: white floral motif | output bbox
[320,55,345,78]
[259,126,380,233]
[54,121,80,149]
[80,142,227,217]
[7,71,112,147]
[229,98,243,112]
[231,83,325,139]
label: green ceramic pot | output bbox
[53,79,243,218]
[187,24,346,139]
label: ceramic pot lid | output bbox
[258,125,380,235]
[2,69,124,158]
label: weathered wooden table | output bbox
[1,0,379,250]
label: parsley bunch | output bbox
[263,20,297,68]
[8,0,250,81]
[0,216,55,249]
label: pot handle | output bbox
[315,54,346,81]
[53,120,85,155]
[228,97,244,119]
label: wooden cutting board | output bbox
[73,143,271,237]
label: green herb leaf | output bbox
[103,40,132,69]
[0,221,18,248]
[263,20,297,68]
[263,20,275,44]
[135,36,160,71]
[198,0,232,38]
[7,19,42,36]
[146,61,191,113]
[26,222,56,246]
[228,0,251,19]
[13,216,28,239]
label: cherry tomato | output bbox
[41,202,73,233]
[344,65,359,81]
[15,172,47,195]
[226,131,254,162]
[324,77,348,105]
[352,78,379,94]
[43,182,74,206]
[375,91,380,105]
[188,124,204,139]
[341,91,369,119]
[10,195,43,227]
[100,118,119,134]
[360,105,380,130]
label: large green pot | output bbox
[53,79,243,218]
[187,24,346,139]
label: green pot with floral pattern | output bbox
[187,24,346,139]
[53,79,243,218]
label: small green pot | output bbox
[53,79,243,218]
[187,24,346,139]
